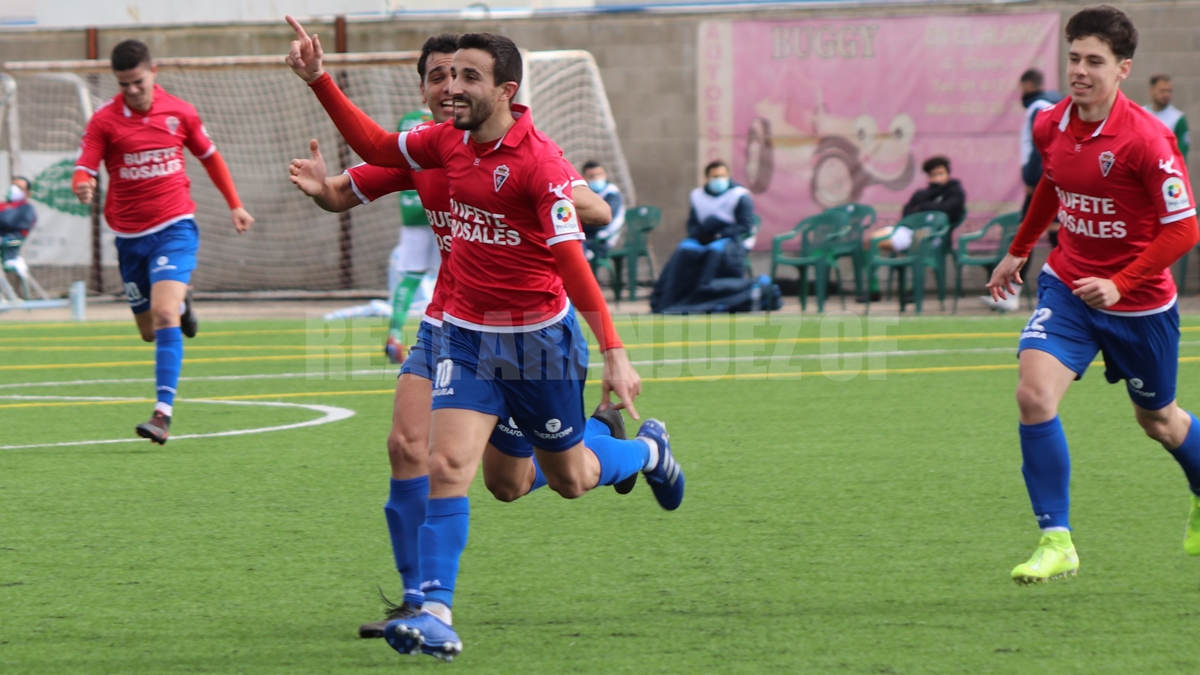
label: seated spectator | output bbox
[686,160,755,245]
[869,156,965,254]
[651,160,778,313]
[0,176,35,240]
[580,160,625,261]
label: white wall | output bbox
[0,0,595,28]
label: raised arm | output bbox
[285,16,414,169]
[289,139,364,212]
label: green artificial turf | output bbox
[2,313,1199,674]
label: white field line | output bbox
[0,397,355,450]
[3,341,1200,391]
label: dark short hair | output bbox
[11,175,30,187]
[1065,5,1138,61]
[582,160,603,173]
[457,33,522,87]
[922,156,950,175]
[1020,69,1044,88]
[1150,73,1172,87]
[704,160,728,177]
[417,33,459,81]
[111,40,151,72]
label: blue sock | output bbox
[524,417,612,494]
[154,327,183,413]
[418,497,470,609]
[585,416,610,439]
[1165,412,1200,497]
[527,462,548,494]
[384,476,428,605]
[589,435,650,487]
[1019,417,1071,530]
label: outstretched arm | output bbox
[285,16,410,169]
[198,149,253,233]
[289,138,362,212]
[986,176,1057,300]
[551,242,640,419]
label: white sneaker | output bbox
[979,284,1021,312]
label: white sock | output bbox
[642,437,659,472]
[423,601,452,625]
[1041,526,1070,533]
[154,402,173,417]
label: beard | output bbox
[452,95,494,131]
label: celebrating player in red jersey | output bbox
[987,6,1200,585]
[73,40,253,444]
[285,33,629,640]
[286,18,682,660]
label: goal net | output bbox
[0,50,634,296]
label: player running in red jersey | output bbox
[286,19,682,660]
[285,32,630,639]
[988,6,1200,584]
[73,40,253,444]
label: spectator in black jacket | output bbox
[869,156,965,255]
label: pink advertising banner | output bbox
[697,13,1061,246]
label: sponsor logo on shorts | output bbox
[1163,177,1190,212]
[151,255,177,273]
[496,417,524,437]
[533,425,576,441]
[1128,377,1156,398]
[545,418,562,433]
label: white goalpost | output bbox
[0,50,634,297]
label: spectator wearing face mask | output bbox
[0,176,36,239]
[685,160,756,245]
[580,159,625,260]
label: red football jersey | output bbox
[75,85,215,236]
[397,105,584,331]
[346,158,453,324]
[1036,90,1197,314]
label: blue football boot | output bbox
[637,419,684,510]
[384,611,463,661]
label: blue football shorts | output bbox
[402,319,535,456]
[113,219,199,314]
[1018,271,1179,411]
[433,311,588,452]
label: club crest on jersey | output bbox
[1098,151,1115,177]
[165,116,180,136]
[552,199,579,235]
[493,164,510,192]
[1163,177,1190,211]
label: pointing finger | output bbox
[286,15,309,42]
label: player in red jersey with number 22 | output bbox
[73,40,253,444]
[988,6,1200,585]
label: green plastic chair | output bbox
[607,205,660,302]
[952,212,1022,313]
[824,203,876,296]
[770,210,852,312]
[864,211,951,314]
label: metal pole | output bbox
[334,16,353,290]
[86,26,103,294]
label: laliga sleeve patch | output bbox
[1163,177,1190,211]
[552,199,579,235]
